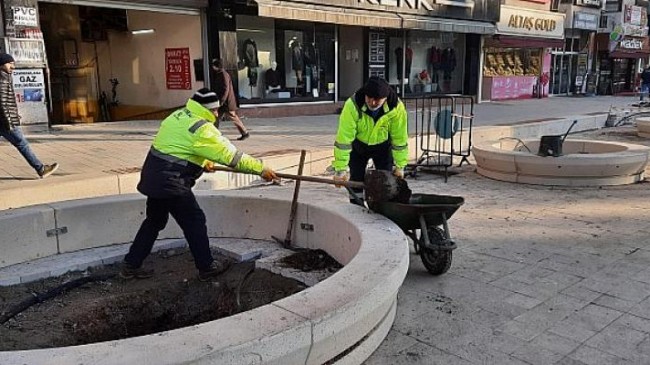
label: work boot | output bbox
[119,262,154,279]
[38,163,59,179]
[198,260,231,281]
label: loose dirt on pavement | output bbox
[0,247,341,351]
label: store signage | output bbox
[496,6,565,39]
[574,11,599,31]
[357,0,474,10]
[165,48,192,90]
[6,38,46,66]
[491,76,537,100]
[12,69,45,103]
[619,38,644,49]
[624,5,647,27]
[12,7,38,27]
[576,0,602,8]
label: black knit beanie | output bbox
[0,54,15,66]
[364,77,391,99]
[191,88,220,109]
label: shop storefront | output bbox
[1,0,208,127]
[595,4,650,95]
[481,5,565,101]
[212,0,498,106]
[551,1,601,95]
[595,34,650,95]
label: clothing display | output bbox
[242,39,259,68]
[247,67,258,87]
[441,48,457,80]
[265,67,281,89]
[291,42,304,71]
[395,47,413,81]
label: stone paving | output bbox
[2,95,650,364]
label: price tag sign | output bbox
[165,48,192,90]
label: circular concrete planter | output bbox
[638,117,650,138]
[0,191,409,364]
[474,139,650,186]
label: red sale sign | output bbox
[165,48,192,90]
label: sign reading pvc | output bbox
[496,6,565,39]
[12,7,38,27]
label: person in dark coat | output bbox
[211,59,250,140]
[0,53,59,179]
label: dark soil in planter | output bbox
[280,249,343,272]
[0,247,317,351]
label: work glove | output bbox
[203,161,216,173]
[260,167,279,182]
[393,167,405,179]
[333,170,349,188]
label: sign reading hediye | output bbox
[496,5,565,39]
[12,7,38,27]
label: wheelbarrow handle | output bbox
[209,165,365,189]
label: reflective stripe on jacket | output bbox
[137,99,263,198]
[332,90,408,172]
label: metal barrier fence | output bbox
[405,95,474,182]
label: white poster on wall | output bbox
[12,69,45,102]
[12,7,38,27]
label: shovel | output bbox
[208,166,410,205]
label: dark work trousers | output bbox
[349,139,393,201]
[125,194,214,270]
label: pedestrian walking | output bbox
[640,66,650,101]
[0,53,58,179]
[332,77,408,205]
[121,88,277,281]
[211,59,250,140]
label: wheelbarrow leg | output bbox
[418,214,431,248]
[441,212,451,242]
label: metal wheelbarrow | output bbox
[371,193,464,275]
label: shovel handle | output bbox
[209,165,365,189]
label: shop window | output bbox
[389,30,465,95]
[483,48,542,77]
[235,15,334,104]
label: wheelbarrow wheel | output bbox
[419,226,452,275]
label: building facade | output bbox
[208,0,500,108]
[480,0,565,101]
[1,0,210,128]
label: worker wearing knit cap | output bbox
[0,53,59,178]
[121,88,278,281]
[332,77,408,206]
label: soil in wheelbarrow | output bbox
[0,247,325,351]
[364,170,412,210]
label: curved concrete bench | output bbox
[638,117,650,138]
[0,191,409,364]
[474,139,650,186]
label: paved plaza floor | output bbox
[2,95,650,364]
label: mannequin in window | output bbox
[265,61,282,95]
[290,40,305,86]
[395,46,413,82]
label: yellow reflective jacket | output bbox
[332,90,408,172]
[138,99,263,197]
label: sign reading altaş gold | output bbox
[496,5,565,39]
[507,15,557,32]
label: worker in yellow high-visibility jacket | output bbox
[122,88,277,281]
[333,77,408,205]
